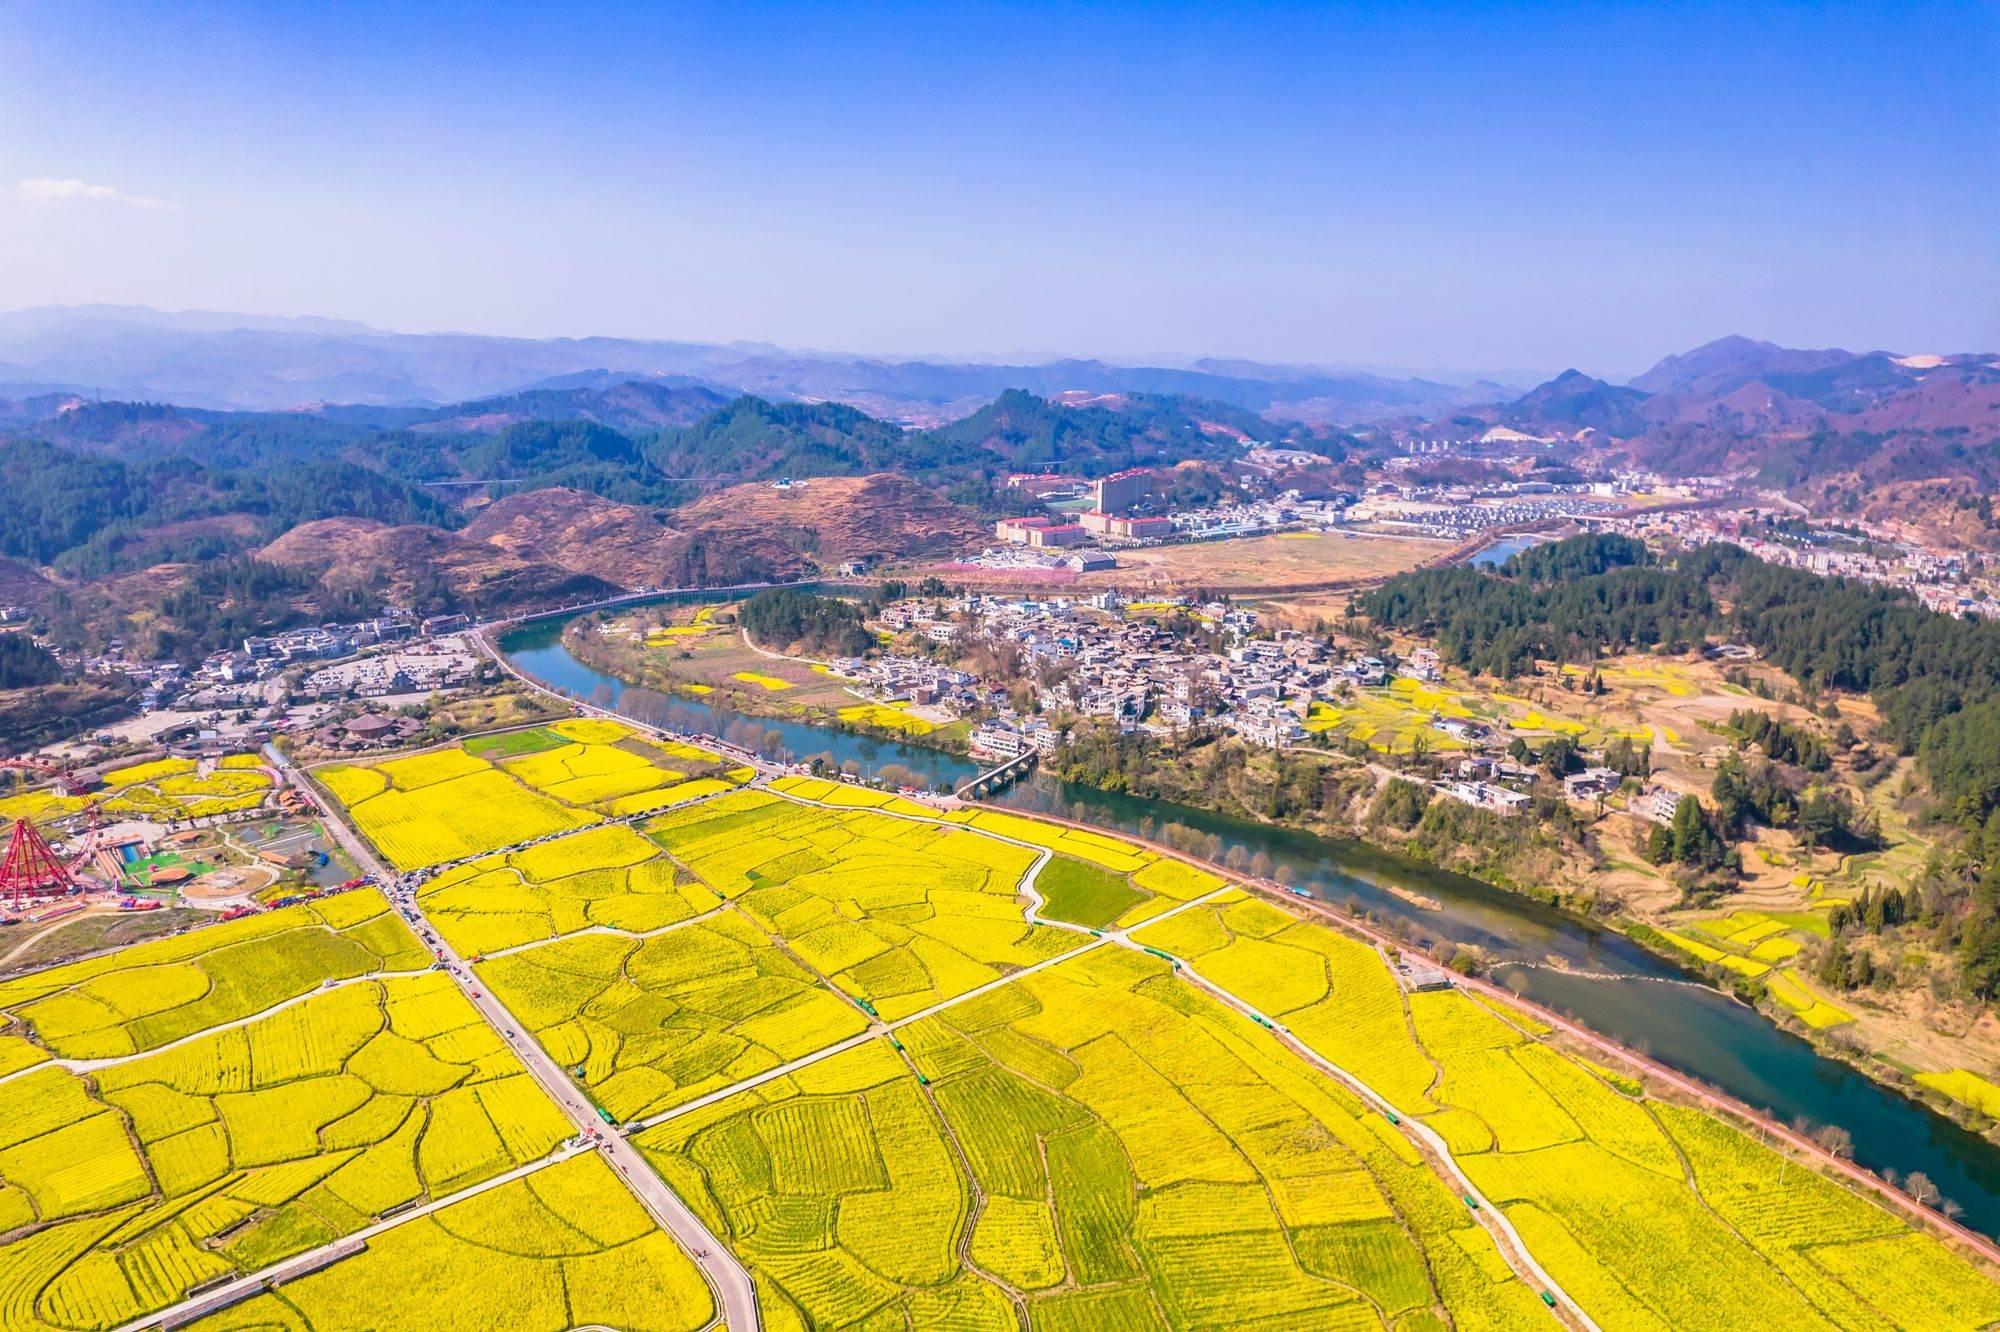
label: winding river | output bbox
[501,610,2000,1238]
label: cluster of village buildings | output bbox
[1599,507,2000,621]
[844,591,1688,822]
[63,614,478,712]
[977,460,1699,572]
[1343,488,1633,539]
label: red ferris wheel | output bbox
[0,818,79,912]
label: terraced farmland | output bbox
[929,804,1230,929]
[277,731,2000,1328]
[418,824,720,955]
[492,717,739,813]
[318,751,599,872]
[0,890,430,1060]
[0,890,617,1330]
[313,719,748,871]
[476,911,871,1122]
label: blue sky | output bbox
[1,1,1993,376]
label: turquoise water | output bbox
[500,611,2000,1236]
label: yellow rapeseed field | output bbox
[476,911,869,1122]
[339,767,600,870]
[0,942,575,1332]
[86,758,1989,1332]
[183,1154,714,1331]
[639,944,1549,1329]
[418,823,718,954]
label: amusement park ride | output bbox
[0,759,112,912]
[0,819,85,912]
[0,757,89,796]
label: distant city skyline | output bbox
[2,2,1994,377]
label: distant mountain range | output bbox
[1416,336,2000,474]
[0,305,1507,424]
[4,315,1998,661]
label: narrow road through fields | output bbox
[757,786,1593,1324]
[625,882,1238,1135]
[475,899,736,960]
[0,964,434,1083]
[466,632,2000,1317]
[115,1143,593,1332]
[0,906,120,968]
[266,744,758,1332]
[1137,943,1597,1329]
[468,636,1609,1322]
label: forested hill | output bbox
[647,397,954,481]
[1359,534,2000,829]
[0,384,1296,661]
[412,377,731,434]
[2,385,1292,492]
[0,438,455,575]
[926,388,1297,475]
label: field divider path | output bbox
[265,742,756,1332]
[780,784,1595,1323]
[619,780,1239,1135]
[0,964,437,1081]
[977,799,2000,1280]
[1112,936,1596,1329]
[0,906,122,969]
[475,899,737,961]
[625,889,1237,1135]
[112,1141,595,1332]
[442,653,1624,1323]
[475,627,2000,1305]
[411,670,1633,1325]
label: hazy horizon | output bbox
[3,2,1994,375]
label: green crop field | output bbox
[462,726,568,759]
[943,807,1229,928]
[1034,855,1146,930]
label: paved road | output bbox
[10,967,426,1081]
[274,696,1590,1326]
[117,1144,592,1332]
[266,744,760,1332]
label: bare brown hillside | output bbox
[671,473,985,563]
[463,488,811,588]
[464,489,685,583]
[465,476,984,588]
[259,517,617,609]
